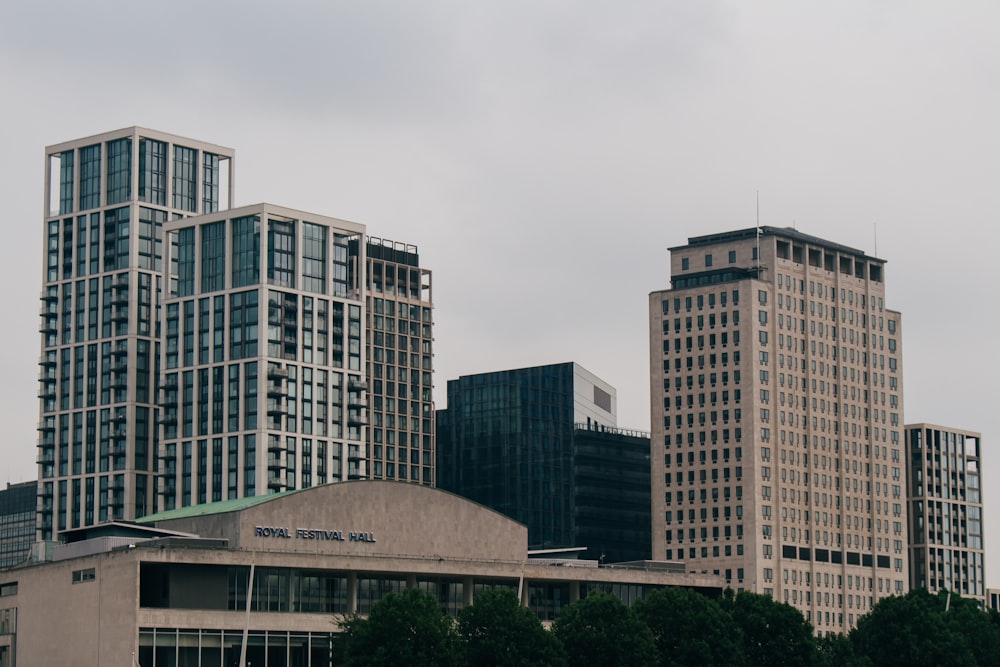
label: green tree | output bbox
[941,592,1000,667]
[850,589,985,667]
[339,588,460,667]
[457,587,566,667]
[724,591,818,667]
[815,633,865,667]
[634,587,744,667]
[552,592,657,667]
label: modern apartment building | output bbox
[437,362,651,562]
[38,128,235,537]
[359,237,435,486]
[37,127,435,535]
[905,424,985,605]
[157,204,368,509]
[648,226,907,633]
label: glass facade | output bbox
[905,425,985,603]
[159,207,365,509]
[437,363,634,553]
[0,482,36,569]
[39,129,235,538]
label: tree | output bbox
[457,587,566,667]
[724,591,818,667]
[339,588,460,667]
[552,592,657,667]
[850,589,982,667]
[815,633,864,667]
[634,587,744,667]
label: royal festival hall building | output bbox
[0,482,721,666]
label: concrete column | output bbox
[347,572,358,614]
[462,576,474,607]
[406,574,417,589]
[569,581,580,603]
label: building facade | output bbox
[359,237,435,486]
[38,128,235,538]
[158,204,368,509]
[905,424,985,604]
[0,482,721,666]
[648,227,907,633]
[37,128,436,538]
[0,483,37,571]
[437,362,651,562]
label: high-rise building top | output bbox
[905,424,985,604]
[649,226,906,633]
[39,128,235,538]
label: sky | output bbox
[1,1,998,582]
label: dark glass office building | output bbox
[0,481,37,570]
[436,362,650,562]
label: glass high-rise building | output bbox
[38,128,234,537]
[905,424,985,605]
[437,362,651,562]
[157,205,368,508]
[649,227,907,633]
[38,128,435,533]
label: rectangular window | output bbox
[203,152,220,213]
[302,222,327,294]
[105,137,132,205]
[79,144,101,210]
[59,150,75,214]
[267,219,296,288]
[72,568,96,584]
[232,215,261,287]
[138,138,167,206]
[172,145,197,212]
[201,221,225,292]
[176,228,195,297]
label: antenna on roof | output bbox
[874,222,878,256]
[755,191,761,273]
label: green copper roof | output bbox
[136,490,301,524]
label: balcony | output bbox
[37,421,55,433]
[348,378,368,391]
[40,290,58,303]
[267,366,288,380]
[37,451,55,465]
[38,356,56,368]
[111,308,129,323]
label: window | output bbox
[705,254,713,267]
[72,568,96,584]
[681,257,690,270]
[729,250,736,263]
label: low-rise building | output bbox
[0,481,720,666]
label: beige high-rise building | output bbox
[648,226,907,633]
[905,424,985,605]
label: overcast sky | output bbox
[1,1,998,583]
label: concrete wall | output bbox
[156,481,528,562]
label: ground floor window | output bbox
[138,628,334,667]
